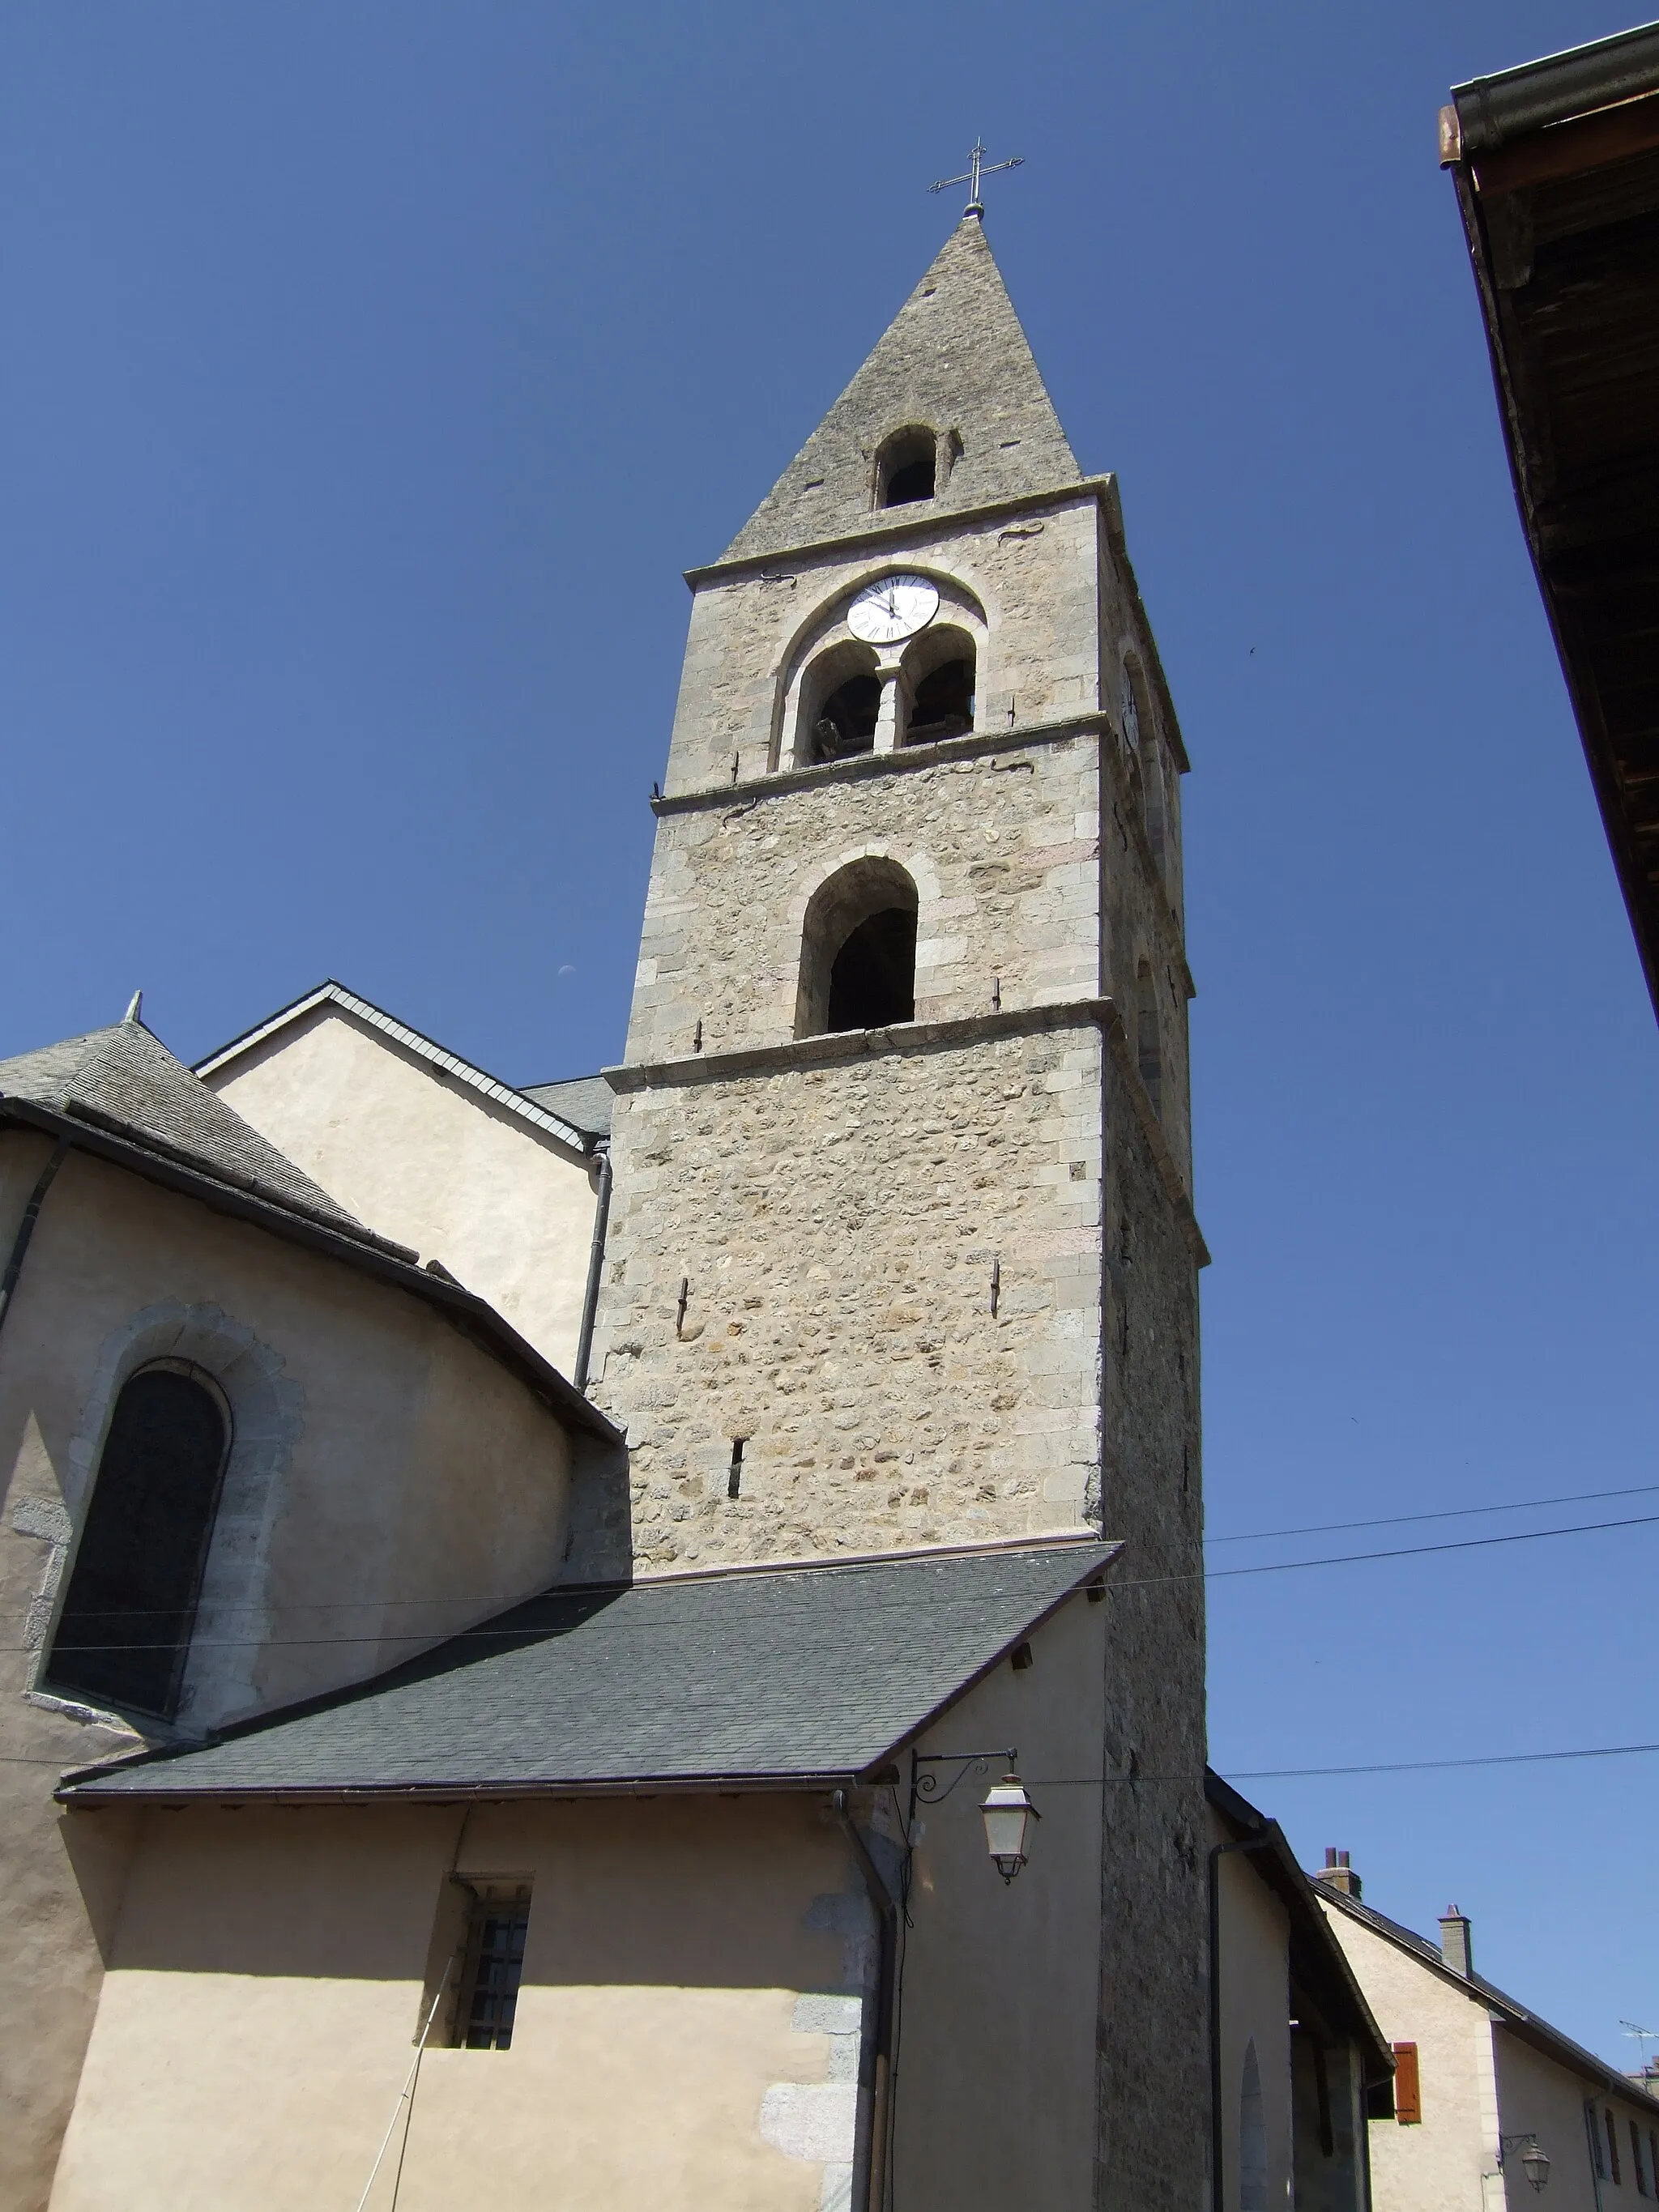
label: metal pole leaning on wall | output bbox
[572,1143,612,1393]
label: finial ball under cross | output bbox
[929,139,1024,219]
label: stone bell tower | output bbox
[591,207,1209,2210]
[592,210,1203,1578]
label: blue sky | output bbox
[5,1,1657,2065]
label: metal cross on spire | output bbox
[929,139,1024,219]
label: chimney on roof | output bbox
[1319,1848,1361,1898]
[1439,1907,1473,1978]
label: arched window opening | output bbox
[1136,961,1162,1119]
[813,676,881,763]
[903,625,977,745]
[796,641,881,766]
[47,1363,229,1720]
[1239,2040,1269,2212]
[797,857,919,1038]
[877,427,936,508]
[828,908,917,1032]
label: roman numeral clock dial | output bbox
[846,573,940,645]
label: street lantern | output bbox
[979,1772,1041,1882]
[1499,2133,1550,2193]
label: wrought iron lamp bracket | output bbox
[910,1746,1017,1813]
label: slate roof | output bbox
[519,1074,613,1140]
[61,1540,1115,1802]
[1316,1878,1659,2108]
[0,1015,362,1231]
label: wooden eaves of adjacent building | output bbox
[1441,18,1659,1019]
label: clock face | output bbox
[847,573,940,646]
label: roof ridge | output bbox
[194,980,594,1154]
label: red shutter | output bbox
[1392,2043,1422,2125]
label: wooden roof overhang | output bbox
[1444,22,1659,1019]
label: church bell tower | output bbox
[593,209,1202,1579]
[592,204,1208,2210]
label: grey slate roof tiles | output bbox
[0,1016,363,1230]
[518,1074,614,1140]
[63,1541,1115,1800]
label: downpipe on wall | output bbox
[572,1142,612,1393]
[832,1788,902,2212]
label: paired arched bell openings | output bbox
[45,1360,232,1723]
[796,856,919,1038]
[778,575,987,769]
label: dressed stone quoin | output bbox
[0,203,1384,2212]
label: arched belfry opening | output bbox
[797,858,919,1037]
[876,426,936,508]
[46,1362,231,1720]
[800,641,881,765]
[902,624,977,744]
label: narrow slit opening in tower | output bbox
[811,676,881,765]
[906,658,975,743]
[826,908,917,1033]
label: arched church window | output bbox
[876,427,936,508]
[902,624,977,744]
[1239,2039,1269,2212]
[1136,961,1162,1119]
[797,857,919,1038]
[46,1362,230,1720]
[799,641,881,765]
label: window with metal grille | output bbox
[457,1886,531,2051]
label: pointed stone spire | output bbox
[123,989,144,1025]
[721,217,1082,564]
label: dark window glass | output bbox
[1609,2112,1623,2184]
[47,1368,228,1720]
[827,908,917,1033]
[907,658,975,742]
[461,1894,531,2051]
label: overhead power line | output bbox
[1205,1479,1659,1547]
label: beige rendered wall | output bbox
[0,1136,581,2211]
[50,1792,872,2212]
[1319,1903,1501,2209]
[1496,2037,1657,2211]
[206,1003,599,1373]
[1209,1811,1294,2212]
[889,1583,1195,2212]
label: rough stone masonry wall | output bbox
[591,1022,1107,1571]
[668,497,1104,796]
[1094,1035,1208,2212]
[631,737,1100,1059]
